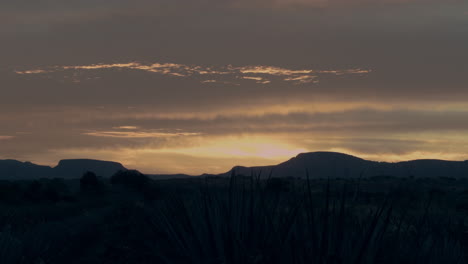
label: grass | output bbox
[0,171,467,263]
[142,171,466,264]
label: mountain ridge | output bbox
[0,159,126,180]
[220,151,468,179]
[1,152,468,180]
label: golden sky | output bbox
[1,0,467,174]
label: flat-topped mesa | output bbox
[0,158,127,180]
[54,159,127,178]
[294,151,364,160]
[285,152,365,165]
[271,152,368,178]
[223,151,468,179]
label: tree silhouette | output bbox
[80,171,105,194]
[110,170,150,191]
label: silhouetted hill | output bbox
[0,160,53,180]
[222,152,468,179]
[54,159,126,178]
[2,152,468,180]
[0,159,127,180]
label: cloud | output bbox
[83,131,200,139]
[284,75,318,84]
[15,69,49,75]
[201,80,217,83]
[6,105,468,138]
[14,61,371,86]
[241,76,271,84]
[236,65,315,75]
[71,109,468,136]
[113,126,139,130]
[3,105,468,173]
[83,130,201,138]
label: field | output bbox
[1,171,468,264]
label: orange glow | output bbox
[36,135,307,174]
[24,131,468,175]
[154,135,308,160]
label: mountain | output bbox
[222,152,468,179]
[0,160,53,180]
[53,159,126,179]
[2,152,468,180]
[0,159,127,180]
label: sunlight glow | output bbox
[148,136,308,160]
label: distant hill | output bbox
[2,152,468,180]
[0,159,127,180]
[0,160,53,180]
[221,152,468,179]
[54,159,126,179]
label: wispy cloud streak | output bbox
[83,130,201,138]
[14,61,371,85]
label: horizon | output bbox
[3,150,468,175]
[2,2,468,263]
[1,0,467,174]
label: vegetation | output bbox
[1,170,468,263]
[110,170,150,191]
[80,171,105,195]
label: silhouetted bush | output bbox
[110,170,149,191]
[80,171,105,195]
[43,178,69,202]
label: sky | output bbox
[1,0,467,174]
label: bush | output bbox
[80,171,105,195]
[44,178,69,202]
[110,170,150,191]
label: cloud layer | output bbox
[2,105,468,173]
[0,0,467,173]
[14,61,370,85]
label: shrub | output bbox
[110,170,150,191]
[80,171,105,195]
[44,178,69,202]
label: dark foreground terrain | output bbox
[1,170,468,263]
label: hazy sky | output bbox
[1,0,467,174]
